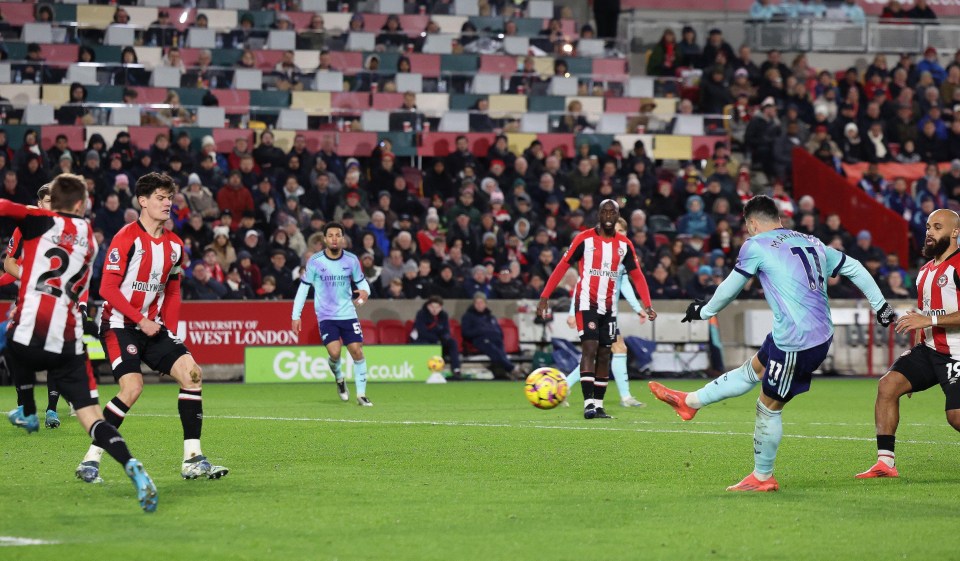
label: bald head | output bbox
[930,209,960,229]
[924,209,960,260]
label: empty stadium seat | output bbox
[499,318,520,354]
[449,319,462,353]
[360,319,378,344]
[377,319,407,345]
[187,28,217,49]
[23,104,55,126]
[277,109,307,130]
[233,69,263,91]
[196,107,226,128]
[361,111,391,132]
[109,106,141,126]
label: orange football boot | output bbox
[855,461,899,479]
[648,381,698,421]
[726,473,780,492]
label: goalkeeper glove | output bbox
[876,303,896,327]
[681,299,705,323]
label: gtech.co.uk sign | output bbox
[244,345,441,383]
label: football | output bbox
[427,356,445,372]
[524,367,569,409]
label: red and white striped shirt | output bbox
[0,201,96,355]
[541,228,652,315]
[916,249,960,358]
[100,221,184,330]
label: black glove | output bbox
[876,303,897,327]
[79,304,98,337]
[681,299,706,323]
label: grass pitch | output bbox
[1,378,957,561]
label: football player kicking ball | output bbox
[649,196,895,491]
[564,218,647,408]
[76,172,228,484]
[292,222,373,406]
[538,200,656,419]
[856,209,960,479]
[4,174,157,512]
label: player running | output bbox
[5,184,68,429]
[3,173,157,512]
[564,217,647,408]
[649,195,895,491]
[537,199,656,419]
[856,209,960,479]
[76,172,228,484]
[291,222,373,406]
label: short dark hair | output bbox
[426,295,443,307]
[743,195,780,222]
[135,172,175,199]
[323,221,344,236]
[37,183,51,199]
[50,174,86,212]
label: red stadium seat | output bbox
[2,3,36,26]
[41,44,79,64]
[606,98,642,114]
[407,53,441,78]
[131,87,170,105]
[419,133,493,158]
[128,126,171,150]
[377,319,407,345]
[211,89,252,115]
[499,318,520,354]
[593,59,627,80]
[213,128,256,153]
[360,319,378,344]
[253,50,284,71]
[371,93,405,110]
[40,125,85,152]
[535,134,575,159]
[335,132,378,157]
[449,318,462,353]
[329,52,364,75]
[479,55,516,77]
[331,92,372,112]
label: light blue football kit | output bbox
[691,228,887,477]
[293,249,372,394]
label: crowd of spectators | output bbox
[0,1,942,309]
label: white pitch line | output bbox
[0,537,59,547]
[133,413,960,447]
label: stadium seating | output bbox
[377,319,408,345]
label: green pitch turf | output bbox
[1,379,957,560]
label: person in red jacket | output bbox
[215,171,254,229]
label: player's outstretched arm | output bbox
[698,271,750,320]
[829,249,894,325]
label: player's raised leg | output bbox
[77,363,144,483]
[649,354,764,421]
[77,409,157,512]
[168,354,228,480]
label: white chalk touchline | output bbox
[133,413,960,447]
[0,536,59,547]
